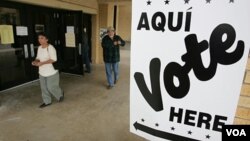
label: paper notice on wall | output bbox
[0,25,14,44]
[16,26,28,36]
[35,24,44,33]
[65,33,75,47]
[66,26,74,33]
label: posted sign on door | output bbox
[130,0,250,141]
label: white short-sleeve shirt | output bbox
[36,44,58,77]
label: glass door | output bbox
[60,10,83,75]
[0,6,37,91]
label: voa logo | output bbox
[226,129,246,137]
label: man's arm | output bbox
[32,59,55,67]
[118,36,125,46]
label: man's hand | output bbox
[32,60,43,66]
[114,41,118,45]
[114,41,121,46]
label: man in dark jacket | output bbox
[82,27,91,73]
[101,26,125,89]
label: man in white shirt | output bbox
[32,33,64,108]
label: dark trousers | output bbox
[83,52,91,72]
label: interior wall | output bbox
[117,4,131,41]
[107,4,114,27]
[12,0,131,64]
[91,15,101,64]
[9,0,102,64]
[98,4,108,64]
[235,57,250,124]
[99,3,114,28]
[99,4,108,29]
[10,0,98,14]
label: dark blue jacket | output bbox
[101,35,125,63]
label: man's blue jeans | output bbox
[105,62,119,86]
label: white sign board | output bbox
[130,0,250,141]
[16,26,28,36]
[66,26,74,33]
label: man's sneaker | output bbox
[107,85,113,89]
[39,103,51,108]
[59,92,64,102]
[85,70,91,73]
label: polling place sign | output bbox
[130,0,250,141]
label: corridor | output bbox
[0,43,145,141]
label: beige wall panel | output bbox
[238,96,250,108]
[11,0,98,14]
[117,5,131,41]
[234,118,250,124]
[107,4,114,27]
[235,107,250,120]
[241,84,250,97]
[247,58,250,70]
[91,15,102,64]
[99,4,113,28]
[99,4,109,28]
[236,57,250,124]
[245,71,250,84]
